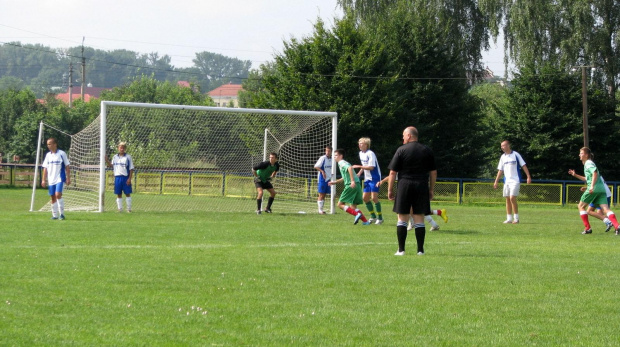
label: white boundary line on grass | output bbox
[11,242,396,249]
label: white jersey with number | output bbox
[497,151,526,184]
[111,154,134,177]
[359,149,381,182]
[314,155,333,181]
[42,149,70,185]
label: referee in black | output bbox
[387,126,437,256]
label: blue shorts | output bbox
[114,176,133,195]
[317,179,330,194]
[363,181,380,193]
[48,182,64,196]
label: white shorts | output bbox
[503,182,520,197]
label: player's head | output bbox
[118,142,127,154]
[580,147,593,161]
[358,137,371,151]
[325,145,332,156]
[501,140,512,153]
[402,127,418,144]
[269,152,278,164]
[334,148,345,162]
[46,138,58,151]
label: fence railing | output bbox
[3,164,617,206]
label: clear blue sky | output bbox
[0,0,506,75]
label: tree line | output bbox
[0,42,251,96]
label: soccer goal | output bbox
[32,101,337,214]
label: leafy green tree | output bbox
[482,0,620,98]
[242,7,486,177]
[469,82,509,177]
[0,88,43,157]
[192,52,251,91]
[498,64,619,179]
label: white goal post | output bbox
[32,101,338,214]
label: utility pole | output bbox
[69,63,73,108]
[81,37,86,101]
[581,66,588,148]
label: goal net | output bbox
[32,101,337,214]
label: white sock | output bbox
[506,214,513,221]
[425,215,439,228]
[58,198,64,215]
[604,217,611,225]
[51,202,59,218]
[117,198,123,210]
[126,197,132,211]
[318,200,324,212]
[514,214,519,221]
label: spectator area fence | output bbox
[3,164,617,207]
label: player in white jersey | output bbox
[106,142,135,212]
[314,145,333,214]
[353,137,384,224]
[41,137,71,220]
[493,140,532,224]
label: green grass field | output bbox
[2,187,620,346]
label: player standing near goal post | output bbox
[41,137,71,220]
[314,145,333,214]
[105,142,135,213]
[387,127,436,256]
[493,140,532,224]
[353,137,384,224]
[253,152,279,214]
[328,148,371,225]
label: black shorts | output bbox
[255,180,274,190]
[393,179,431,215]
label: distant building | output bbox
[55,85,111,103]
[208,83,244,108]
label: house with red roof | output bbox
[207,83,244,107]
[55,85,110,103]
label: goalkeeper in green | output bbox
[252,152,280,214]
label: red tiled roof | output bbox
[177,81,191,88]
[208,83,244,97]
[55,86,111,103]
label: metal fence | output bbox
[3,164,617,206]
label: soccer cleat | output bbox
[616,227,620,236]
[59,214,65,220]
[512,220,519,224]
[430,226,440,231]
[362,221,371,225]
[354,213,362,225]
[503,220,513,224]
[605,221,613,232]
[417,252,425,255]
[264,209,272,213]
[318,211,326,215]
[394,251,405,256]
[582,229,592,234]
[51,216,58,220]
[375,219,384,225]
[127,210,132,213]
[256,210,262,215]
[368,218,376,223]
[440,209,448,223]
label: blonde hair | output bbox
[358,137,371,147]
[118,142,127,148]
